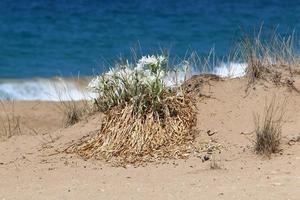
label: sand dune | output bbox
[0,76,299,200]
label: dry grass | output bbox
[254,98,285,156]
[53,79,93,127]
[239,27,300,89]
[66,92,197,166]
[0,101,21,140]
[59,100,91,127]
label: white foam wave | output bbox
[164,62,247,87]
[0,78,93,101]
[213,62,247,78]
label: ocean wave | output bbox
[0,78,93,101]
[213,62,247,78]
[0,62,247,101]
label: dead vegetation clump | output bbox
[0,101,21,140]
[68,92,196,165]
[254,98,285,156]
[240,27,300,90]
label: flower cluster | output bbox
[136,55,166,72]
[88,55,170,112]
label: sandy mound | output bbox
[0,76,300,199]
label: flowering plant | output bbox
[88,55,189,114]
[70,55,196,165]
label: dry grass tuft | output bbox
[53,79,93,127]
[66,92,197,166]
[239,27,300,89]
[59,100,90,127]
[0,101,21,140]
[254,98,285,156]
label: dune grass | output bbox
[59,100,90,127]
[0,101,21,140]
[238,27,300,87]
[254,98,285,156]
[52,79,93,127]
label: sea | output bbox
[0,0,299,100]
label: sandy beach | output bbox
[1,76,299,200]
[1,1,300,199]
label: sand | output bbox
[0,77,299,200]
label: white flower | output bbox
[147,74,157,83]
[157,55,166,63]
[157,70,165,79]
[88,55,170,103]
[143,69,151,77]
[137,55,166,69]
[88,76,101,92]
[106,68,115,77]
[138,55,158,66]
[136,63,144,71]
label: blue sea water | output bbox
[0,0,299,79]
[0,0,299,100]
